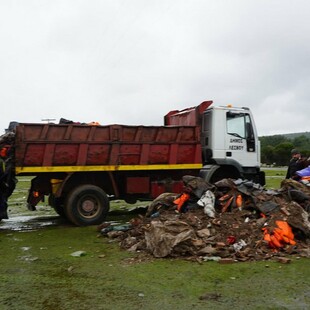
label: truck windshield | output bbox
[227,112,246,139]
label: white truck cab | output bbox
[200,105,265,185]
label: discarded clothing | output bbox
[197,190,216,217]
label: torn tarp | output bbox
[145,220,196,258]
[145,192,178,217]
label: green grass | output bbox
[263,168,286,189]
[263,168,286,177]
[1,169,309,309]
[1,225,309,310]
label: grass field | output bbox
[1,168,309,310]
[264,168,286,189]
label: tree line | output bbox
[260,134,310,166]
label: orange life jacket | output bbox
[262,220,296,249]
[173,193,190,212]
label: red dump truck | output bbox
[1,101,265,225]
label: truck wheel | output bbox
[65,185,110,226]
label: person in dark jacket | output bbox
[285,149,304,179]
[0,147,9,219]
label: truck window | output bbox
[245,114,254,140]
[227,112,246,139]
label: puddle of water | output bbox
[0,215,62,231]
[0,215,130,232]
[0,207,145,232]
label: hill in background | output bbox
[281,132,310,140]
[260,131,310,139]
[259,131,310,165]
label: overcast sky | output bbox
[1,0,309,136]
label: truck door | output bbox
[226,111,259,166]
[201,110,213,164]
[201,108,226,164]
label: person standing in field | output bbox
[285,149,304,179]
[0,147,9,219]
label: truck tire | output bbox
[65,185,110,226]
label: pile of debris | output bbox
[99,176,310,262]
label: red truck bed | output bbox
[15,123,202,172]
[164,101,212,126]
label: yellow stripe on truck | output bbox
[15,164,203,174]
